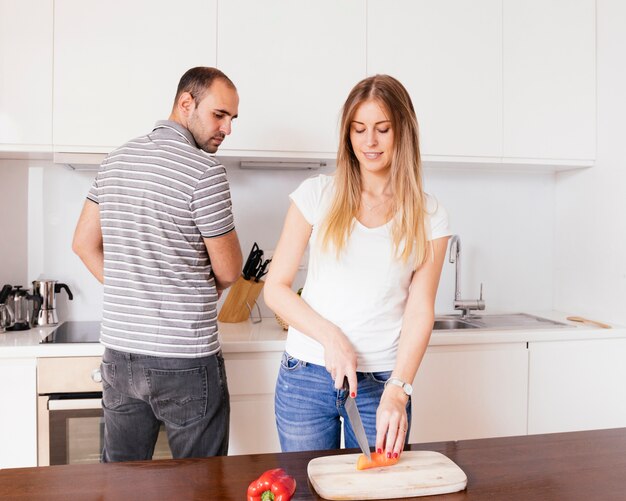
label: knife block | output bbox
[218,276,265,323]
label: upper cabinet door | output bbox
[367,0,503,159]
[503,0,596,161]
[53,0,217,152]
[0,0,53,150]
[216,0,366,156]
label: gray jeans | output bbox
[100,348,229,462]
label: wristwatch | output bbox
[385,377,413,396]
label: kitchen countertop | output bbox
[2,427,626,499]
[0,321,289,358]
[0,310,624,359]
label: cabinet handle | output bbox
[91,368,102,383]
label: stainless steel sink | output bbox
[432,319,479,330]
[433,313,568,331]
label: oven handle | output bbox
[48,399,103,411]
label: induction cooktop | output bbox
[42,321,101,343]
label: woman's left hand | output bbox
[375,384,409,459]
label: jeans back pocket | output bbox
[101,361,123,409]
[144,367,208,427]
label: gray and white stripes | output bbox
[87,120,235,358]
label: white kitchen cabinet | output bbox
[367,0,503,159]
[503,0,596,162]
[224,350,282,455]
[216,0,366,157]
[49,0,595,166]
[225,342,530,452]
[368,0,596,167]
[528,338,626,434]
[53,0,217,152]
[410,343,529,443]
[0,0,53,151]
[0,358,37,468]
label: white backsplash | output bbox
[11,160,556,323]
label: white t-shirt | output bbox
[285,174,452,372]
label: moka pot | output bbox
[32,280,74,327]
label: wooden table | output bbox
[2,428,626,500]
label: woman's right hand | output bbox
[322,328,358,395]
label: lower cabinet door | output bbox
[410,343,529,443]
[0,358,37,468]
[528,338,626,434]
[224,351,282,455]
[229,396,280,455]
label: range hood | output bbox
[239,160,325,170]
[54,150,334,171]
[53,152,106,171]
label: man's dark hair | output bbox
[173,67,236,106]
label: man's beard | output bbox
[191,130,224,154]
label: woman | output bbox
[264,74,451,459]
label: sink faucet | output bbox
[449,235,485,319]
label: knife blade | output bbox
[343,381,371,460]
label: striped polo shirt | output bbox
[87,120,235,358]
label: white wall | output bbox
[425,167,555,315]
[19,160,556,322]
[554,0,626,325]
[26,163,101,322]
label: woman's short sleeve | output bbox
[289,175,332,225]
[426,194,452,241]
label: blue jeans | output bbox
[274,352,411,452]
[100,348,229,462]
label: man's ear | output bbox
[176,91,195,117]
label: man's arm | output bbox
[203,230,243,292]
[72,199,104,283]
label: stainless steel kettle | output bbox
[0,284,12,332]
[5,286,41,331]
[32,280,74,327]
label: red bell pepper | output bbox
[247,468,296,501]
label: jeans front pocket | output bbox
[280,351,304,371]
[368,370,393,385]
[145,367,208,427]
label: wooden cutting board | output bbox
[307,451,467,500]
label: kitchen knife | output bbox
[242,244,263,280]
[245,250,263,280]
[254,258,272,282]
[242,243,259,276]
[343,379,371,460]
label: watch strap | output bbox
[385,377,412,396]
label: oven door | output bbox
[38,393,171,466]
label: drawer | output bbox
[37,357,102,394]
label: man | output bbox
[72,67,243,462]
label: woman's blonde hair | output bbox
[319,74,428,267]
